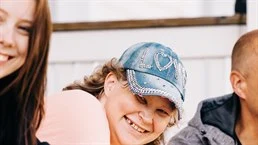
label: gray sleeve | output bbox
[167,126,205,145]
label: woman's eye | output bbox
[18,26,32,35]
[136,95,147,104]
[0,15,5,23]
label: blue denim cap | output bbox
[119,42,187,119]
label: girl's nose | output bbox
[0,25,16,48]
[138,109,154,125]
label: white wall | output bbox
[49,0,235,22]
[247,0,258,31]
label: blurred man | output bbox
[169,29,258,145]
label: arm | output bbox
[37,90,110,145]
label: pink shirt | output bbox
[37,90,110,145]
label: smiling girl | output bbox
[37,42,186,145]
[0,0,52,145]
[38,42,186,145]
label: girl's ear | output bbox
[230,70,247,100]
[103,72,118,97]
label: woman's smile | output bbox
[0,53,9,62]
[0,52,14,66]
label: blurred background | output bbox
[46,0,257,142]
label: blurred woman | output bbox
[0,0,52,144]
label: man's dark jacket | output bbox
[169,93,241,145]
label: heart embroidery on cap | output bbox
[154,51,174,71]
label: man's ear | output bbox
[103,72,118,97]
[230,70,247,99]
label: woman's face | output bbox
[101,73,174,145]
[0,0,35,78]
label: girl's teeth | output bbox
[126,117,145,133]
[137,128,144,133]
[0,54,9,61]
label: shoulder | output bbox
[47,89,105,118]
[168,126,203,145]
[37,90,110,145]
[48,89,100,104]
[47,90,104,111]
[44,90,105,118]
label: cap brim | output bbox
[126,69,183,119]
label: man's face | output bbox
[243,48,258,117]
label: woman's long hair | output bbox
[0,0,52,145]
[64,58,165,145]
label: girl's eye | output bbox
[18,26,32,35]
[157,109,169,116]
[136,95,147,104]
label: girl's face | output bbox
[101,73,174,145]
[0,0,35,78]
